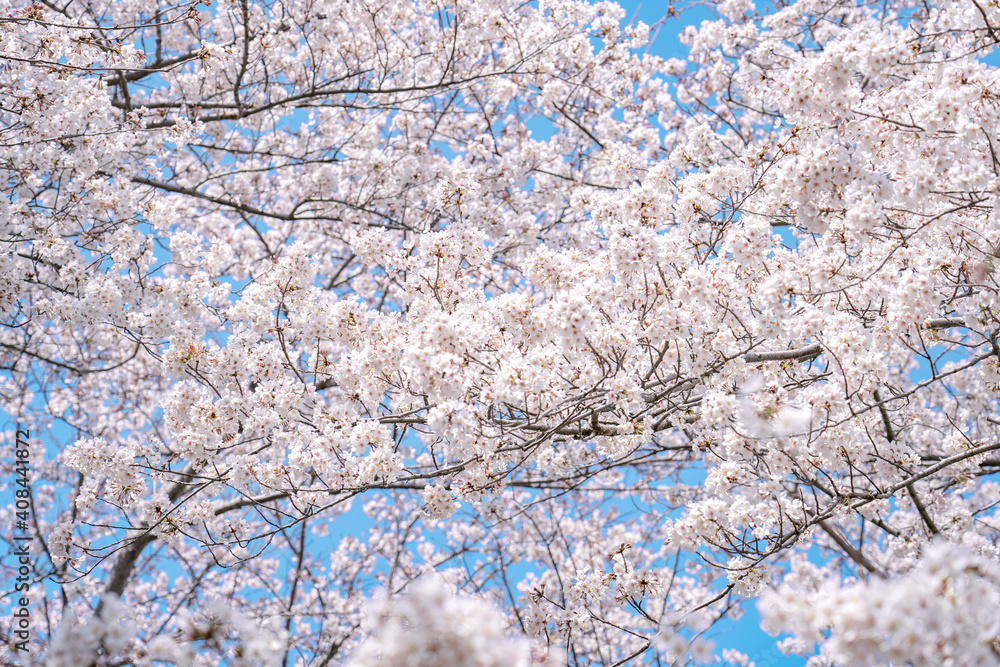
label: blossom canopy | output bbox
[3,0,1000,664]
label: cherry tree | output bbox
[3,0,1000,663]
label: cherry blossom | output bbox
[3,0,1000,663]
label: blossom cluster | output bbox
[348,579,531,667]
[760,543,1000,666]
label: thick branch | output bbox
[817,520,883,577]
[745,344,822,363]
[102,534,156,597]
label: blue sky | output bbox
[622,1,716,60]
